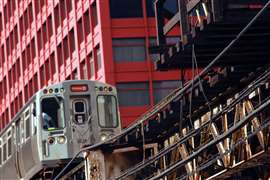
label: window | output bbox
[60,0,66,23]
[41,97,65,130]
[63,36,69,60]
[57,44,63,66]
[74,101,85,113]
[24,109,30,139]
[47,15,53,38]
[89,54,95,78]
[146,0,155,17]
[117,82,150,106]
[66,0,72,14]
[91,2,98,26]
[15,120,20,145]
[50,53,56,76]
[73,100,88,124]
[31,38,36,59]
[113,38,146,62]
[42,22,47,44]
[153,81,181,104]
[54,5,60,28]
[97,96,118,128]
[31,103,37,135]
[77,18,84,46]
[69,29,75,55]
[80,60,88,79]
[96,46,102,70]
[83,10,91,36]
[45,59,50,83]
[72,69,78,80]
[110,0,143,18]
[0,13,2,33]
[34,0,40,16]
[20,118,24,144]
[7,131,11,157]
[37,29,42,51]
[3,142,6,162]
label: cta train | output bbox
[0,80,121,179]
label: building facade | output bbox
[0,0,187,130]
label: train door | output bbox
[15,119,23,179]
[70,96,92,150]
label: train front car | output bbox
[37,80,121,167]
[66,80,121,151]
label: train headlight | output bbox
[100,134,107,141]
[48,137,55,145]
[57,136,66,144]
[99,86,104,91]
[49,88,53,93]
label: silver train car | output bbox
[0,80,121,179]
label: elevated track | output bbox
[54,1,270,179]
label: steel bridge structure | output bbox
[54,1,270,179]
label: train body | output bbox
[0,80,121,179]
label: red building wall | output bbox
[0,0,189,131]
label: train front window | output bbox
[75,101,85,112]
[97,95,118,128]
[41,96,65,130]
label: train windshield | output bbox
[41,96,65,130]
[97,95,118,128]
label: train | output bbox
[0,80,121,179]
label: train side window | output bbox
[73,100,87,124]
[32,103,37,135]
[24,108,30,139]
[16,120,21,145]
[20,120,24,144]
[2,135,7,163]
[41,97,65,130]
[7,130,12,158]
